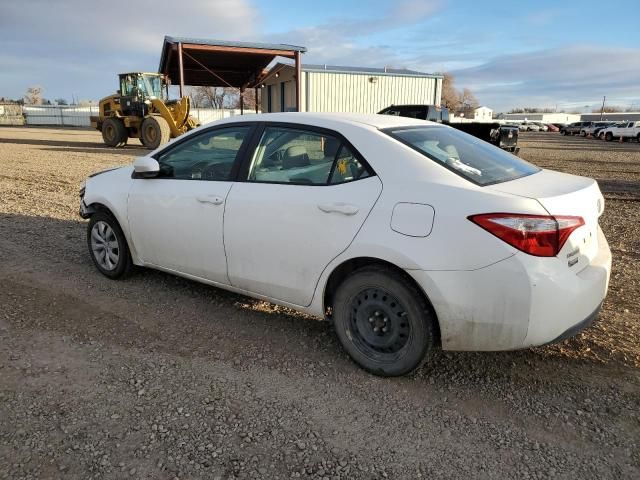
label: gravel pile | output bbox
[0,127,638,479]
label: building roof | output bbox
[158,36,306,88]
[302,64,442,78]
[162,36,307,54]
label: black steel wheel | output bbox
[102,118,127,147]
[332,265,436,376]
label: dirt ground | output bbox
[0,126,639,479]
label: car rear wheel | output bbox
[605,132,613,142]
[102,118,127,147]
[332,265,436,377]
[87,211,133,279]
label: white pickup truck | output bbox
[601,121,640,142]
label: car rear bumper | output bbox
[408,227,611,351]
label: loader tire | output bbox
[141,116,170,150]
[102,118,127,147]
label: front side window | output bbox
[248,127,372,185]
[155,126,250,181]
[386,126,540,186]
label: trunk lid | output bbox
[487,169,604,271]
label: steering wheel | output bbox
[190,161,229,180]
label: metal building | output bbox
[260,63,443,113]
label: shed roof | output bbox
[158,36,306,88]
[303,64,442,78]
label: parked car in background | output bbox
[533,122,549,132]
[581,121,610,137]
[546,124,560,132]
[562,122,593,135]
[519,123,540,132]
[378,104,520,153]
[601,121,640,142]
[593,122,618,139]
[79,112,611,376]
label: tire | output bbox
[332,265,436,377]
[580,130,586,137]
[605,132,613,142]
[87,211,133,279]
[141,115,171,149]
[637,133,640,143]
[599,132,605,140]
[102,117,127,147]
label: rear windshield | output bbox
[385,126,540,186]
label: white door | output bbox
[128,125,253,283]
[224,125,382,306]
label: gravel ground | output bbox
[0,127,638,479]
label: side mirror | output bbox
[133,156,159,178]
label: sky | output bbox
[1,0,639,112]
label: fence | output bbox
[0,104,25,125]
[20,105,250,127]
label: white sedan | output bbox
[80,113,611,376]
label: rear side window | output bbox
[386,126,539,186]
[248,126,372,185]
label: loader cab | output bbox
[119,73,166,100]
[118,73,168,117]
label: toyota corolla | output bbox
[80,113,611,376]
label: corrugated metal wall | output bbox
[261,68,442,113]
[307,71,441,113]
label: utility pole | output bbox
[600,96,606,120]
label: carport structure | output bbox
[158,36,307,113]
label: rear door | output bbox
[224,124,382,306]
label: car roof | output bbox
[209,112,436,130]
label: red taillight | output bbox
[469,213,585,257]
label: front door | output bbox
[224,125,382,306]
[128,125,253,283]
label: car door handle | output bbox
[196,195,224,205]
[317,203,359,216]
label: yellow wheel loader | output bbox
[91,72,199,149]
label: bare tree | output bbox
[190,86,237,109]
[441,73,460,109]
[239,88,260,111]
[23,86,43,105]
[459,88,479,110]
[591,105,623,113]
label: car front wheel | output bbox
[87,211,133,279]
[332,265,437,376]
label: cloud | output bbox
[263,0,442,68]
[451,46,640,111]
[0,0,259,99]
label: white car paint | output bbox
[601,121,640,140]
[81,112,611,352]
